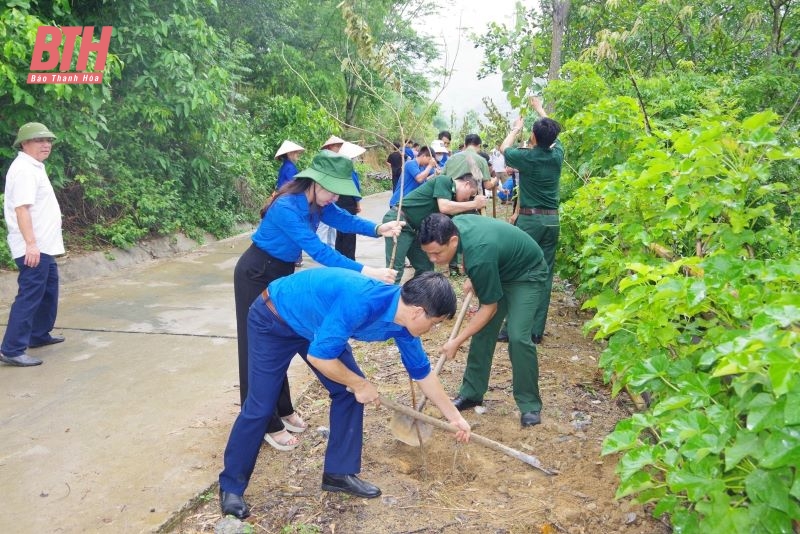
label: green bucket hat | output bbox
[13,122,57,148]
[295,150,359,197]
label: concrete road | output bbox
[0,192,394,533]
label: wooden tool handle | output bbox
[381,396,556,475]
[416,290,473,411]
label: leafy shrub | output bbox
[566,110,800,532]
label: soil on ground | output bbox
[170,281,669,534]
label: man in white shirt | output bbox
[490,143,509,185]
[1,122,65,367]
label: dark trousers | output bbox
[334,196,358,260]
[220,299,365,495]
[233,244,295,433]
[1,254,59,356]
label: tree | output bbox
[548,1,570,82]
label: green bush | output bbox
[566,110,800,532]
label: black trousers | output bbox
[233,244,296,433]
[334,196,358,260]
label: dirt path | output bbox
[171,283,669,534]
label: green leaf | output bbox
[601,420,642,454]
[724,429,762,471]
[760,427,800,469]
[615,469,656,499]
[741,110,776,132]
[652,394,692,416]
[785,383,800,426]
[746,393,784,433]
[694,491,753,534]
[667,469,725,501]
[745,468,791,512]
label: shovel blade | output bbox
[389,413,433,447]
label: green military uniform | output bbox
[443,150,490,274]
[444,149,491,183]
[452,215,549,413]
[383,175,459,284]
[504,139,564,338]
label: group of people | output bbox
[222,134,472,519]
[221,97,563,519]
[1,96,564,522]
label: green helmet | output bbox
[13,122,56,148]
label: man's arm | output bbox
[437,195,487,215]
[440,300,497,360]
[306,355,379,404]
[413,164,435,183]
[530,95,548,117]
[501,117,524,154]
[15,205,40,268]
[415,374,470,443]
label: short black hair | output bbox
[401,271,456,318]
[418,213,458,246]
[464,133,481,147]
[438,130,451,141]
[417,145,431,157]
[454,173,478,189]
[532,118,561,148]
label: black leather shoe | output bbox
[452,395,483,411]
[321,473,381,498]
[220,490,250,519]
[531,334,542,345]
[0,352,43,367]
[521,411,541,427]
[497,331,509,342]
[29,335,65,349]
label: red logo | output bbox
[27,26,113,85]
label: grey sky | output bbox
[423,0,518,124]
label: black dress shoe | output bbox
[452,395,483,411]
[220,490,250,519]
[29,335,65,349]
[321,473,381,498]
[497,331,509,342]
[521,411,541,427]
[0,352,43,366]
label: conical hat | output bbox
[321,135,345,149]
[339,141,366,159]
[274,140,305,159]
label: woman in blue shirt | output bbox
[275,140,304,191]
[233,151,403,451]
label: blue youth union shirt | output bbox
[268,268,432,380]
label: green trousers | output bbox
[459,271,547,413]
[515,213,559,337]
[382,208,433,285]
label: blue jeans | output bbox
[1,254,59,356]
[219,296,365,495]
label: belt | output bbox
[519,207,558,216]
[261,289,285,323]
